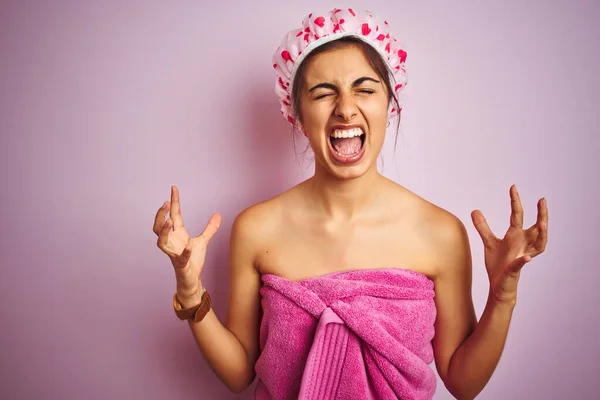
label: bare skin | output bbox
[153,44,549,398]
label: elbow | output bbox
[440,369,478,400]
[228,385,246,395]
[447,389,477,400]
[227,383,249,395]
[440,356,486,400]
[226,371,256,394]
[442,377,480,400]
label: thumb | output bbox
[193,212,222,247]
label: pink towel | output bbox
[253,268,437,400]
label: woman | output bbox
[152,8,548,400]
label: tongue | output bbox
[332,136,361,155]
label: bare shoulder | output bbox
[385,179,471,278]
[384,178,462,228]
[230,183,303,261]
[420,196,472,280]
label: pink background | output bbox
[1,1,598,399]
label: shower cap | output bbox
[272,8,408,126]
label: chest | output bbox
[256,216,439,282]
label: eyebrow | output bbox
[308,77,380,92]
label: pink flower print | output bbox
[314,16,325,27]
[281,50,292,62]
[278,77,287,89]
[362,23,371,35]
[397,49,407,63]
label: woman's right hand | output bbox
[153,186,222,305]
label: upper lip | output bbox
[329,124,365,136]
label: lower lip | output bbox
[328,136,366,165]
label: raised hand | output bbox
[153,186,222,302]
[471,184,549,304]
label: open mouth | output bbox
[329,127,366,157]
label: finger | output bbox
[193,213,222,248]
[170,186,184,230]
[157,219,175,255]
[535,197,549,228]
[510,184,524,229]
[471,210,497,249]
[507,254,532,275]
[152,201,170,235]
[534,198,548,252]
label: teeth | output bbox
[331,127,363,138]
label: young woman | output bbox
[152,8,548,400]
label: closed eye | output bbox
[315,90,373,99]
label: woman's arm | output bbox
[436,186,548,399]
[181,208,262,393]
[432,214,514,400]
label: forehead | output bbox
[303,45,378,86]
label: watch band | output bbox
[173,289,212,322]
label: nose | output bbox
[334,92,358,121]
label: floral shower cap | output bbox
[272,8,408,125]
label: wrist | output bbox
[177,285,205,308]
[487,291,517,310]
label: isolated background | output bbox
[1,0,598,399]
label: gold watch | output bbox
[173,289,212,323]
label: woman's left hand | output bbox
[471,184,549,304]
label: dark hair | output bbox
[289,37,402,152]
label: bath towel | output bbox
[253,268,437,399]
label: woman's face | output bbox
[298,45,390,180]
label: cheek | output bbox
[361,97,389,125]
[300,102,331,130]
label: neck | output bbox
[307,163,383,221]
